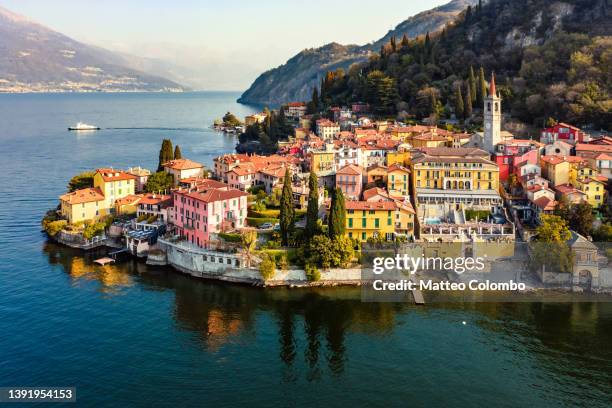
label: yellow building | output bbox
[114,194,143,215]
[93,168,137,211]
[573,166,606,208]
[411,148,500,191]
[310,150,335,175]
[345,201,396,242]
[408,133,448,148]
[540,156,571,187]
[386,151,411,167]
[59,187,106,224]
[387,164,411,197]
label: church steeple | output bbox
[489,72,497,97]
[483,72,501,154]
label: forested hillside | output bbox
[322,0,611,128]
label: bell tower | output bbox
[483,72,501,153]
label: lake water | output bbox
[0,92,611,407]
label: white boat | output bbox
[68,122,100,131]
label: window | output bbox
[362,218,366,227]
[387,217,392,226]
[348,218,353,228]
[362,232,366,241]
[374,218,380,228]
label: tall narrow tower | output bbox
[483,73,501,153]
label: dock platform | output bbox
[94,257,115,266]
[412,289,425,305]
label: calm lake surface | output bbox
[0,92,611,407]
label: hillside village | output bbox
[43,73,612,290]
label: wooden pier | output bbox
[94,257,115,266]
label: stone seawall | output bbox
[159,238,363,287]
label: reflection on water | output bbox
[42,241,612,401]
[45,243,134,294]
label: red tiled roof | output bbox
[576,143,612,153]
[96,168,137,182]
[337,164,363,176]
[533,196,556,211]
[163,158,204,170]
[363,187,390,201]
[346,201,395,211]
[139,193,171,205]
[60,187,105,204]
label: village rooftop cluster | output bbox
[46,74,611,288]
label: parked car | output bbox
[273,223,280,231]
[259,222,273,229]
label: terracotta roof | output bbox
[115,194,143,206]
[363,187,390,201]
[337,164,363,176]
[139,193,171,205]
[533,196,556,211]
[287,102,306,107]
[576,143,612,153]
[345,201,395,211]
[387,164,410,173]
[163,158,203,170]
[418,147,489,157]
[554,184,585,195]
[179,187,248,203]
[96,168,137,182]
[60,187,104,205]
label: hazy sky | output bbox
[2,0,448,90]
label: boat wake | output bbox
[106,127,210,132]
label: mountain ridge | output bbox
[238,0,478,106]
[0,5,185,92]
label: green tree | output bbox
[328,188,346,239]
[174,145,182,160]
[468,66,477,103]
[454,84,464,120]
[478,67,487,106]
[145,172,173,193]
[464,84,473,119]
[279,168,294,246]
[535,214,572,242]
[570,202,594,237]
[307,87,319,114]
[259,254,276,281]
[554,195,571,222]
[157,139,174,172]
[67,171,94,192]
[305,263,320,281]
[222,112,242,127]
[365,70,398,115]
[305,171,320,240]
[530,215,574,273]
[241,230,258,267]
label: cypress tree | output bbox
[328,188,346,239]
[454,85,464,120]
[468,66,477,103]
[174,145,182,160]
[279,168,294,246]
[478,67,487,106]
[465,83,473,119]
[157,139,174,172]
[305,171,319,240]
[390,35,397,52]
[400,34,409,49]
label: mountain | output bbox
[0,6,185,92]
[238,0,478,106]
[323,0,611,128]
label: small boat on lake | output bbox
[68,122,100,131]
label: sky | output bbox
[1,0,449,90]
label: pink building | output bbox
[172,184,248,247]
[336,164,364,200]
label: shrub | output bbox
[278,254,289,271]
[305,263,320,282]
[465,209,490,221]
[219,232,242,242]
[259,254,276,281]
[82,222,105,240]
[45,220,67,236]
[251,201,267,212]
